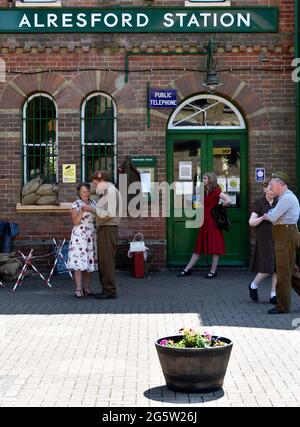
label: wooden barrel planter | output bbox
[155,335,233,393]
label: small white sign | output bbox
[140,171,151,193]
[179,161,192,180]
[217,177,227,192]
[227,177,240,192]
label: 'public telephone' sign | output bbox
[149,89,177,108]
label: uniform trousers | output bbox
[97,225,118,296]
[272,224,300,313]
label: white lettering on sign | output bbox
[137,13,149,27]
[163,12,250,28]
[220,13,234,27]
[19,14,31,28]
[237,14,251,27]
[18,11,251,30]
[91,13,102,28]
[47,13,58,28]
[62,13,73,28]
[150,99,177,107]
[122,13,133,27]
[76,13,87,28]
[104,13,118,28]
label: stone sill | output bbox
[16,202,71,213]
[185,1,231,6]
[15,1,62,8]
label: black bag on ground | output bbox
[211,204,231,231]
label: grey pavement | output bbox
[0,268,300,407]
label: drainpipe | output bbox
[295,0,300,195]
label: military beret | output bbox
[271,171,289,185]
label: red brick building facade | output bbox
[0,0,296,271]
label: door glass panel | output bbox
[213,139,240,207]
[172,98,242,128]
[173,140,201,210]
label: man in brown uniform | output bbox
[263,172,300,314]
[85,170,121,299]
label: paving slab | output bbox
[0,269,300,407]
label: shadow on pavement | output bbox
[0,271,299,330]
[143,386,224,404]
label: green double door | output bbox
[167,131,248,266]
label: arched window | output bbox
[168,94,246,130]
[81,93,117,182]
[23,93,57,183]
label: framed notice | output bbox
[138,168,152,193]
[62,164,76,183]
[131,156,157,200]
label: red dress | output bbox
[194,187,225,255]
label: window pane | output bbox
[213,139,241,207]
[173,98,241,128]
[173,140,202,210]
[82,94,115,182]
[84,144,114,183]
[26,145,57,183]
[24,95,57,183]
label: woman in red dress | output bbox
[177,172,231,279]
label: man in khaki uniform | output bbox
[263,172,300,314]
[85,170,121,299]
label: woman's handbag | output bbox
[211,204,231,231]
[129,233,146,252]
[128,233,149,262]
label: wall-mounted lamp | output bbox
[202,38,223,93]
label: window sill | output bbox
[16,202,71,213]
[15,1,62,8]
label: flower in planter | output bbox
[159,328,226,348]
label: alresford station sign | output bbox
[0,7,278,33]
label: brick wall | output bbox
[0,0,296,268]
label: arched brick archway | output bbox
[0,70,138,111]
[149,71,270,132]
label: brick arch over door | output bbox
[150,71,271,131]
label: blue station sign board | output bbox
[149,89,177,108]
[0,7,278,33]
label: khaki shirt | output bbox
[95,182,121,227]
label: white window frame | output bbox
[81,92,117,182]
[15,1,61,7]
[168,94,246,130]
[23,93,58,184]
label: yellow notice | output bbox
[62,164,76,183]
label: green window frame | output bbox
[81,92,117,182]
[22,93,58,184]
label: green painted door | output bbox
[167,131,248,266]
